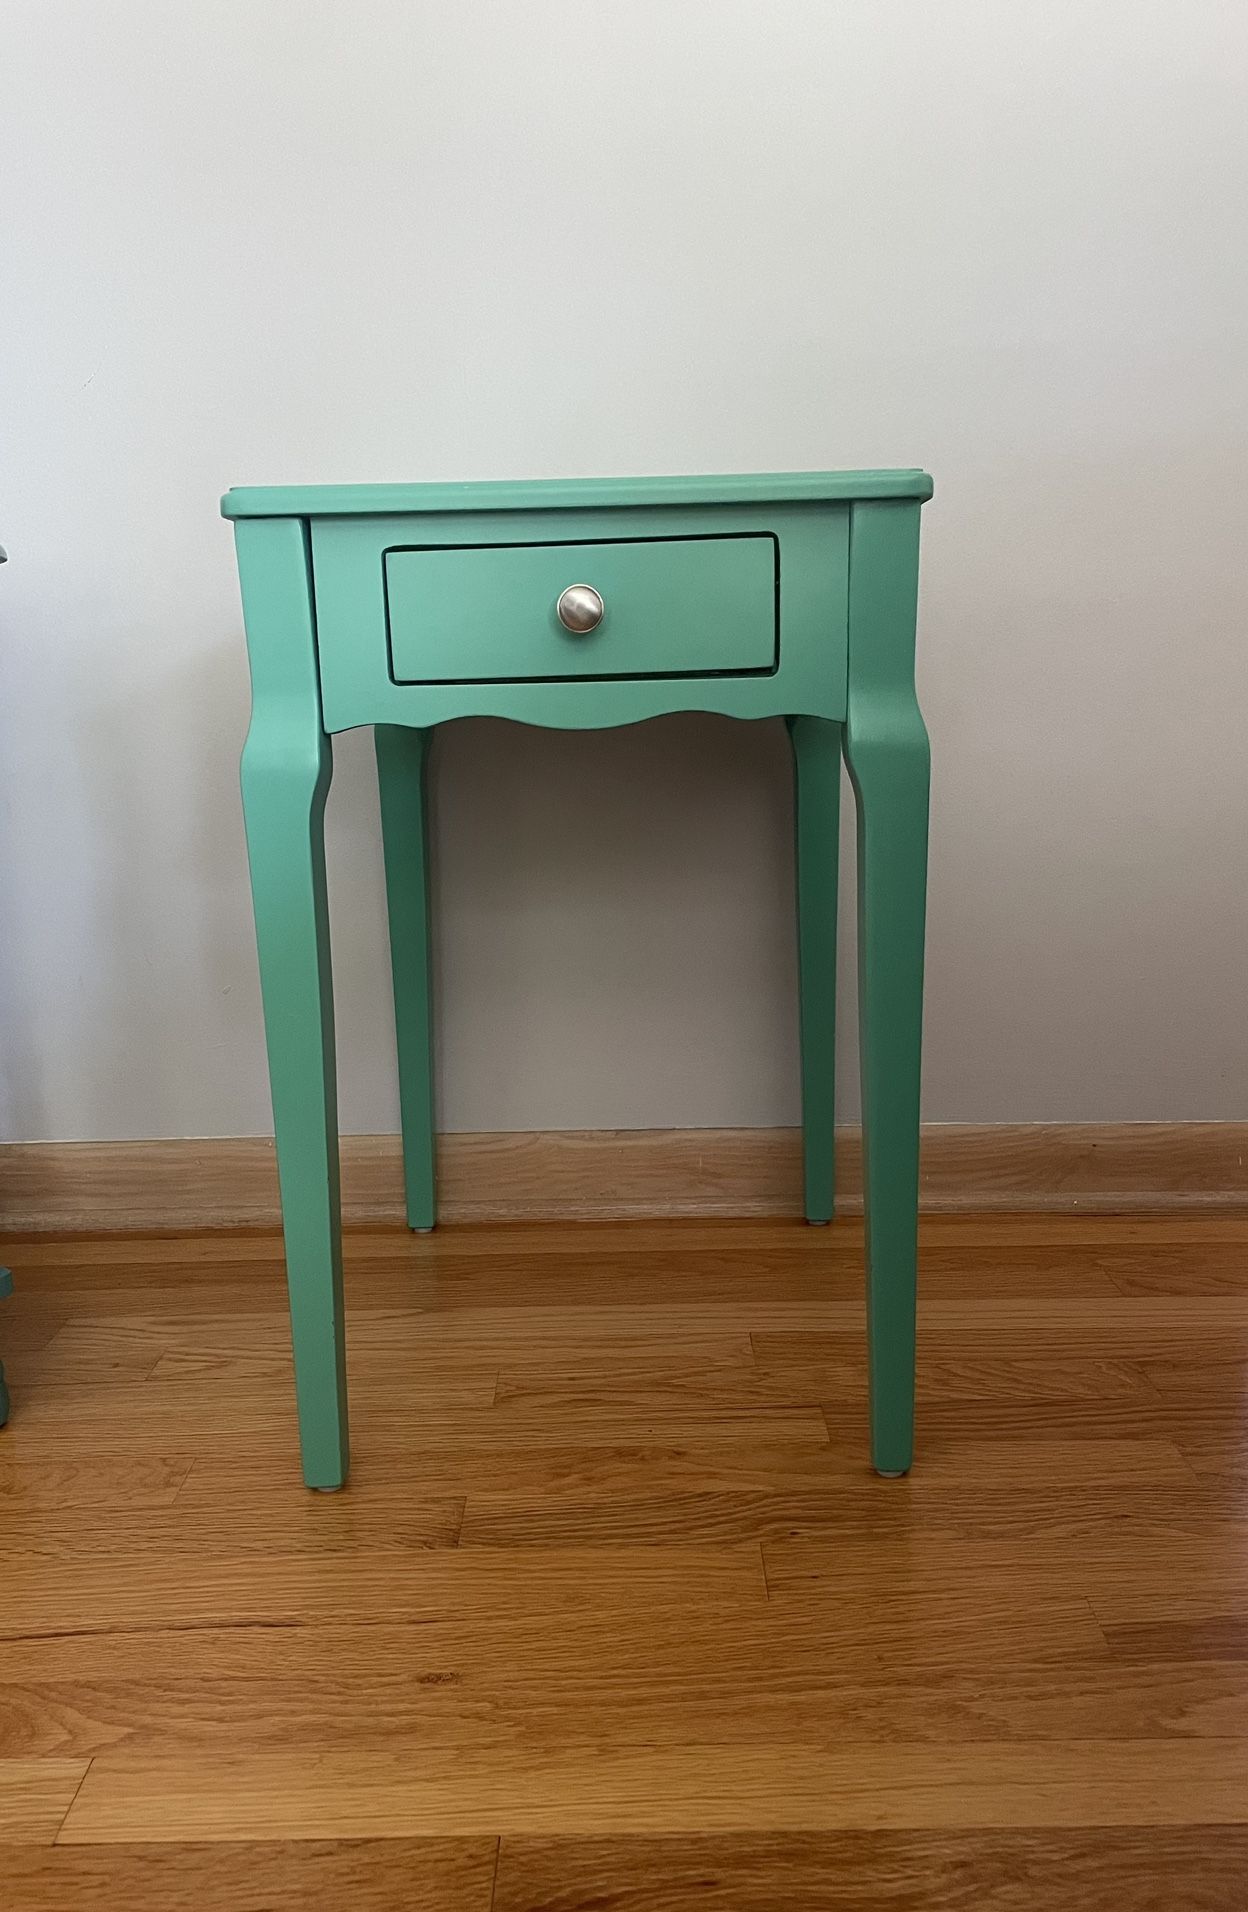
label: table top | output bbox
[221,469,933,520]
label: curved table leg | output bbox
[843,501,930,1478]
[237,518,347,1490]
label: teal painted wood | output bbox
[787,717,841,1225]
[0,1266,12,1427]
[375,725,437,1232]
[386,534,777,684]
[224,471,930,1488]
[236,517,348,1490]
[311,505,848,733]
[842,500,930,1478]
[222,469,933,519]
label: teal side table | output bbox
[223,471,932,1490]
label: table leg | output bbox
[787,716,841,1223]
[375,725,437,1232]
[843,502,929,1477]
[237,518,347,1490]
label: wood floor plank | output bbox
[491,1361,827,1413]
[352,1247,1127,1307]
[404,1256,1128,1306]
[1088,1579,1248,1628]
[10,1308,749,1373]
[1,1546,764,1639]
[1177,1436,1248,1485]
[493,1828,1248,1911]
[1142,1358,1248,1400]
[492,1352,1164,1412]
[143,1349,496,1389]
[762,1529,1248,1613]
[12,1327,500,1404]
[12,1654,1248,1761]
[12,1644,1246,1759]
[2,1838,497,1907]
[8,1324,169,1386]
[0,1243,1142,1304]
[0,1759,89,1843]
[0,1307,71,1357]
[174,1441,851,1504]
[760,1351,1162,1404]
[0,1598,1122,1760]
[7,1220,863,1270]
[459,1487,896,1548]
[459,1476,1244,1550]
[0,1494,466,1561]
[56,1739,1248,1840]
[873,1400,1221,1445]
[0,1458,193,1513]
[5,1210,1244,1270]
[1100,1617,1248,1663]
[2,1209,1247,1900]
[757,1298,1248,1363]
[177,1456,1241,1546]
[837,1436,1194,1486]
[1,1394,832,1461]
[1106,1248,1248,1295]
[909,1216,1248,1245]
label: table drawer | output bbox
[308,501,850,731]
[384,534,778,684]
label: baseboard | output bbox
[0,1123,1244,1233]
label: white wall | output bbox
[2,0,1246,1143]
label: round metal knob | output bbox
[556,583,604,634]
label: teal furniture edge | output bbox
[222,469,933,519]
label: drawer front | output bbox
[385,534,777,684]
[310,504,848,732]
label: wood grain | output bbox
[6,1210,1246,1266]
[56,1740,1248,1840]
[493,1829,1248,1911]
[7,1612,1182,1763]
[1,1120,1245,1231]
[10,1654,1248,1766]
[2,1839,497,1909]
[0,1760,89,1843]
[1,1547,762,1641]
[1,1211,1247,1906]
[0,1457,193,1513]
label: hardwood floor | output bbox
[2,1212,1247,1907]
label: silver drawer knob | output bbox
[556,583,604,634]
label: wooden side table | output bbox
[223,471,932,1489]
